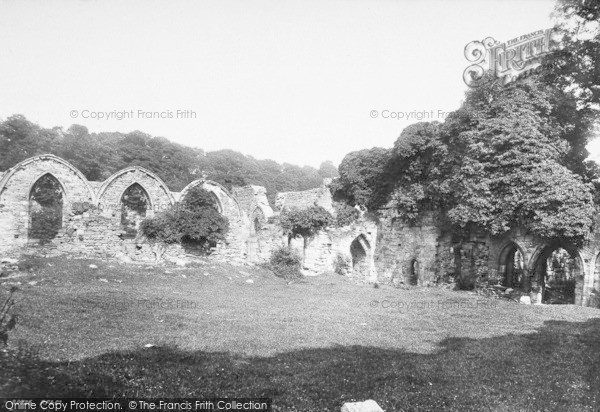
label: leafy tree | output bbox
[441,75,595,246]
[318,160,339,178]
[0,115,331,206]
[333,147,395,211]
[278,206,334,264]
[390,121,448,221]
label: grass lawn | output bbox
[1,255,599,411]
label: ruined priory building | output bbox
[1,154,599,308]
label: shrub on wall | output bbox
[140,186,229,261]
[278,206,334,264]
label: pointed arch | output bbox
[0,154,95,203]
[497,240,526,288]
[179,179,241,218]
[529,242,584,304]
[350,234,371,278]
[28,173,65,244]
[97,166,175,208]
[120,183,151,238]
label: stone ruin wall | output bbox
[1,154,599,308]
[275,185,332,212]
[0,155,254,264]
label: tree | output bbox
[278,206,334,264]
[333,147,395,211]
[390,121,448,221]
[440,75,595,246]
[318,160,339,178]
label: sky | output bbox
[2,0,591,168]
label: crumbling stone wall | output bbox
[0,155,96,254]
[373,208,442,286]
[275,184,333,212]
[0,155,265,263]
[2,154,600,308]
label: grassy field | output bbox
[1,255,599,411]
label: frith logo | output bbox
[463,28,561,87]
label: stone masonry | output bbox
[0,154,599,308]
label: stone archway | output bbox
[28,173,64,245]
[590,253,600,307]
[350,234,370,278]
[530,244,583,304]
[498,241,525,289]
[409,259,419,285]
[120,183,150,239]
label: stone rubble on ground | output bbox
[519,296,531,305]
[341,400,384,412]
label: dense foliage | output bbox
[333,3,600,246]
[140,187,229,261]
[333,202,360,227]
[331,147,395,211]
[279,206,334,241]
[278,206,334,263]
[264,246,303,280]
[0,116,333,205]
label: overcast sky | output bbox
[2,0,589,168]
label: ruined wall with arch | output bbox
[0,155,267,262]
[1,154,600,307]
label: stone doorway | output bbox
[531,246,581,304]
[498,242,525,289]
[350,235,370,278]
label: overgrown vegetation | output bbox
[0,286,18,346]
[332,202,360,227]
[263,246,303,280]
[140,186,229,261]
[332,3,600,247]
[278,206,334,263]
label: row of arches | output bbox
[498,241,586,304]
[0,156,240,246]
[26,173,227,244]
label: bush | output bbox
[264,246,303,280]
[333,202,359,227]
[140,187,229,261]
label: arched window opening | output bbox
[121,183,150,239]
[533,246,579,304]
[350,235,370,278]
[253,217,261,234]
[500,243,524,289]
[29,174,64,245]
